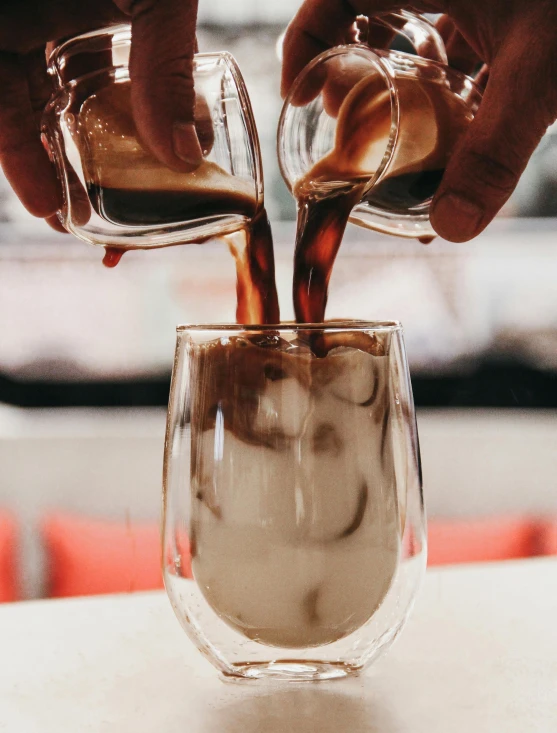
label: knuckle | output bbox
[138,73,195,108]
[463,150,519,197]
[117,0,146,14]
[157,66,194,92]
[0,122,36,157]
[134,52,194,87]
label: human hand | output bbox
[282,1,557,242]
[0,0,201,231]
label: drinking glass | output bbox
[162,322,426,682]
[278,12,483,240]
[42,25,263,249]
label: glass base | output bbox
[222,660,361,683]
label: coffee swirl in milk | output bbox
[188,331,399,647]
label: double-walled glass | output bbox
[163,323,426,682]
[278,12,482,240]
[42,25,263,249]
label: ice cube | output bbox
[325,347,378,404]
[253,377,311,439]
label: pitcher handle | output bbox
[372,10,449,66]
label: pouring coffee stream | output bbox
[291,63,473,323]
[77,82,279,324]
[81,52,473,329]
[102,203,280,325]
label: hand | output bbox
[282,1,557,242]
[0,0,201,231]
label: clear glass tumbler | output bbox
[277,12,483,240]
[42,25,263,249]
[162,322,426,682]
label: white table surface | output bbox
[1,559,556,732]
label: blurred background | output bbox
[1,5,557,602]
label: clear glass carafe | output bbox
[278,12,483,240]
[42,25,263,249]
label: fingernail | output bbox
[432,192,485,242]
[172,122,203,170]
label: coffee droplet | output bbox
[102,247,125,268]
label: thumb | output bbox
[124,0,202,172]
[431,54,556,242]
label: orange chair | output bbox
[540,520,557,556]
[427,516,542,566]
[40,512,549,598]
[0,512,19,602]
[41,513,191,598]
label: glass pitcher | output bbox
[278,11,483,240]
[42,25,264,250]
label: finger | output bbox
[0,0,126,54]
[192,37,214,154]
[46,214,68,233]
[194,90,215,155]
[282,4,393,105]
[436,15,484,81]
[281,0,443,96]
[65,164,92,227]
[0,53,61,218]
[444,28,481,75]
[431,51,557,242]
[374,12,445,62]
[474,64,490,89]
[26,48,91,228]
[118,0,202,172]
[434,14,454,45]
[23,48,52,124]
[282,0,354,97]
[322,56,380,117]
[367,18,396,49]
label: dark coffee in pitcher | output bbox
[77,81,279,324]
[291,70,472,323]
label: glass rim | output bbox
[277,44,399,194]
[278,42,483,199]
[176,320,402,333]
[48,25,237,83]
[47,23,131,68]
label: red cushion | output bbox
[41,512,546,596]
[0,512,19,602]
[540,521,557,556]
[427,517,541,566]
[42,514,191,598]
